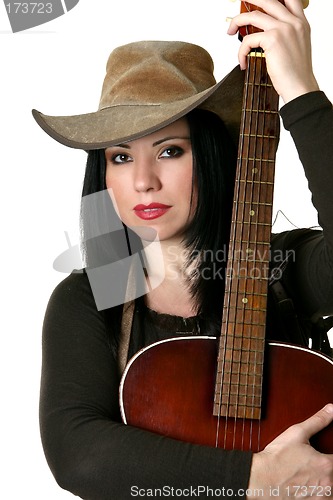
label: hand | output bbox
[227,0,319,103]
[247,404,333,498]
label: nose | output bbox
[133,158,162,192]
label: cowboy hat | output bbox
[32,40,244,149]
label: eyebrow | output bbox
[152,136,191,147]
[111,136,191,149]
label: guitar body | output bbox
[120,337,333,453]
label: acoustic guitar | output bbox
[120,1,333,453]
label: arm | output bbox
[229,0,333,319]
[228,1,333,496]
[278,92,333,319]
[40,272,252,499]
[248,405,333,498]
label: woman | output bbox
[35,0,333,498]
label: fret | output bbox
[219,349,265,359]
[217,354,265,365]
[213,406,261,419]
[221,318,265,332]
[215,396,262,407]
[221,315,268,328]
[238,158,275,163]
[215,389,262,400]
[233,224,272,244]
[221,321,267,329]
[233,180,274,203]
[243,108,279,115]
[233,240,270,246]
[220,342,265,354]
[215,397,262,408]
[225,279,269,294]
[231,221,271,226]
[223,287,267,300]
[216,372,263,385]
[225,274,269,280]
[226,262,270,270]
[242,134,278,139]
[216,377,263,389]
[237,178,274,183]
[218,362,265,373]
[245,81,273,87]
[216,357,265,370]
[234,201,273,207]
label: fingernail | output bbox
[226,16,233,22]
[324,403,333,415]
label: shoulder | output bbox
[50,269,91,298]
[43,270,123,349]
[47,270,94,313]
[43,270,109,339]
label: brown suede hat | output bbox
[32,40,244,149]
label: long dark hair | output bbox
[81,108,237,323]
[184,109,236,322]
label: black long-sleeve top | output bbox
[40,91,333,499]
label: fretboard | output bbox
[214,51,280,419]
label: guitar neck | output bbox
[214,51,280,419]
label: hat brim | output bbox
[32,65,244,150]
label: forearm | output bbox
[41,272,253,499]
[280,91,333,247]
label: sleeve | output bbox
[277,92,333,320]
[40,272,252,499]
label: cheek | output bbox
[105,173,126,220]
[179,163,195,204]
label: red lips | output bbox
[133,203,172,220]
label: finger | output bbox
[241,0,305,19]
[236,32,267,69]
[298,404,333,440]
[283,0,307,16]
[227,10,279,36]
[241,0,295,19]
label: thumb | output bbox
[298,404,333,440]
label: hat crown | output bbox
[98,41,217,110]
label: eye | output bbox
[111,153,132,164]
[159,146,184,159]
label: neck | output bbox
[142,236,198,317]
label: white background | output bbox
[1,0,332,498]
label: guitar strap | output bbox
[269,257,333,357]
[119,299,135,375]
[118,255,138,375]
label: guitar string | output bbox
[245,47,261,452]
[230,17,258,450]
[235,0,256,452]
[216,49,249,450]
[257,52,279,452]
[229,2,256,451]
[252,49,266,453]
[216,40,252,448]
[240,2,258,449]
[242,2,273,452]
[216,1,266,451]
[235,50,255,451]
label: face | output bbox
[105,118,194,243]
